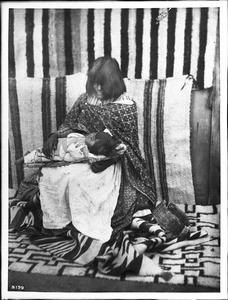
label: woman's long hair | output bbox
[86,56,126,101]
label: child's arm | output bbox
[81,145,90,157]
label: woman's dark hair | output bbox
[88,132,119,156]
[86,56,126,101]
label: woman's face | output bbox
[93,84,103,99]
[85,133,98,148]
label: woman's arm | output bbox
[91,156,120,173]
[90,143,126,173]
[42,93,87,157]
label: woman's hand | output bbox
[115,143,127,155]
[42,133,58,157]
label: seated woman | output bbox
[11,56,201,277]
[39,56,157,244]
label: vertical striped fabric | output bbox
[126,76,194,204]
[9,74,194,205]
[48,9,58,77]
[8,7,219,202]
[158,8,169,79]
[33,9,43,78]
[9,8,219,88]
[8,73,86,189]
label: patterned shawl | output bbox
[58,94,157,237]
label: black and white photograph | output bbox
[2,0,227,299]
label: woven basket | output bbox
[152,200,190,239]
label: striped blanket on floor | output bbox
[9,183,214,279]
[8,203,220,290]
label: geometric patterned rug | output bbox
[8,204,220,291]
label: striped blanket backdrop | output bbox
[8,7,219,203]
[10,74,194,205]
[9,8,218,86]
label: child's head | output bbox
[85,132,119,156]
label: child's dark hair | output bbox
[86,56,126,101]
[89,132,119,156]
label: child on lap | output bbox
[16,131,120,164]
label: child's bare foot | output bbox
[15,151,30,165]
[15,157,24,165]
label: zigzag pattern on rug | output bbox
[8,204,220,290]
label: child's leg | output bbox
[131,216,165,237]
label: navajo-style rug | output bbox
[9,7,218,89]
[8,204,220,291]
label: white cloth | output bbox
[24,132,107,164]
[57,133,87,161]
[39,162,122,242]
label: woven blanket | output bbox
[8,204,220,291]
[125,76,195,204]
[9,73,87,189]
[9,177,214,281]
[9,7,218,89]
[9,74,195,205]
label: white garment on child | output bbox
[57,133,87,161]
[39,162,122,242]
[24,133,94,163]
